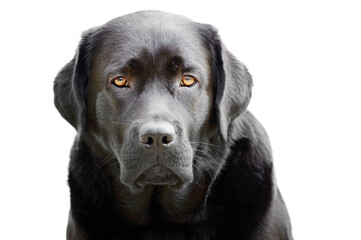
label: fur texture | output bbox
[54,11,293,240]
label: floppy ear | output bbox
[199,24,253,141]
[54,28,97,145]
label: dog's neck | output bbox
[113,175,209,225]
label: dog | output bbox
[54,10,293,240]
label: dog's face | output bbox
[54,11,252,195]
[87,15,214,192]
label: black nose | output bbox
[139,121,176,152]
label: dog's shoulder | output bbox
[200,111,274,238]
[208,110,292,239]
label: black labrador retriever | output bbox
[54,10,293,240]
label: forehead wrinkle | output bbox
[92,20,209,83]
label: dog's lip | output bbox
[120,161,194,192]
[135,165,180,187]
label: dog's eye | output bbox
[111,76,130,87]
[180,75,197,87]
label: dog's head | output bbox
[54,11,252,193]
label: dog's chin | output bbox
[129,165,190,193]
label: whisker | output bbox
[192,162,205,178]
[104,160,120,173]
[92,153,116,176]
[192,179,203,188]
[190,141,219,147]
[193,157,215,182]
[190,142,222,155]
[193,147,223,160]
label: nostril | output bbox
[140,136,154,145]
[147,137,153,145]
[162,135,171,145]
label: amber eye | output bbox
[111,76,130,87]
[180,75,197,87]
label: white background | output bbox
[0,0,360,239]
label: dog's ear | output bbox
[199,24,253,141]
[54,28,98,145]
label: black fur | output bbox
[54,11,293,240]
[67,136,274,239]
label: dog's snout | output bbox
[139,122,176,151]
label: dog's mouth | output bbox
[134,165,181,190]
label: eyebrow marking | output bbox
[167,56,184,73]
